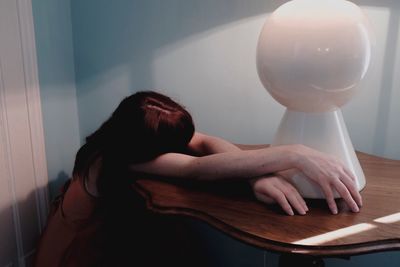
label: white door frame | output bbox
[15,0,49,226]
[0,0,49,266]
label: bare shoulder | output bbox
[188,131,208,146]
[187,132,209,156]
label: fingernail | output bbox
[332,208,338,214]
[354,206,360,213]
[289,210,294,216]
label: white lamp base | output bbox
[272,109,366,199]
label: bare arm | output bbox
[130,132,362,214]
[130,143,297,181]
[131,132,309,215]
[189,132,362,214]
[188,132,309,215]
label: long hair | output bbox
[73,91,195,195]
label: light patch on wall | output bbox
[385,5,400,160]
[341,6,393,157]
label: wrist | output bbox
[284,144,303,169]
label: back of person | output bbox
[33,171,105,267]
[33,174,201,266]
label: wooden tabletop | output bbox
[131,147,400,257]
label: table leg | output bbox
[279,253,325,267]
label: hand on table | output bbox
[250,175,308,216]
[291,145,363,214]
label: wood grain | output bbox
[131,149,400,256]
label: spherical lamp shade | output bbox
[256,0,372,112]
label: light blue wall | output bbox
[71,0,286,143]
[32,0,81,198]
[71,0,400,160]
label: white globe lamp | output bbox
[256,0,372,198]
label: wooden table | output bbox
[132,148,400,266]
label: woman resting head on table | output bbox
[34,90,362,267]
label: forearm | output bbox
[187,133,276,180]
[184,132,362,214]
[131,144,299,181]
[132,132,300,181]
[185,145,297,181]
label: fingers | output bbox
[339,175,363,207]
[263,185,308,216]
[271,190,295,216]
[332,180,359,213]
[284,190,307,215]
[341,168,363,207]
[276,182,308,215]
[296,193,309,213]
[333,164,362,210]
[320,182,338,214]
[253,176,309,216]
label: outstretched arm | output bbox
[130,132,362,214]
[189,133,308,215]
[130,140,297,181]
[188,132,309,215]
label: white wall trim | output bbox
[0,53,24,267]
[16,0,49,230]
[0,0,49,265]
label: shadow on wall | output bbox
[0,188,40,266]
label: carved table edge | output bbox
[131,182,400,257]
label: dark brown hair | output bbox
[73,91,195,195]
